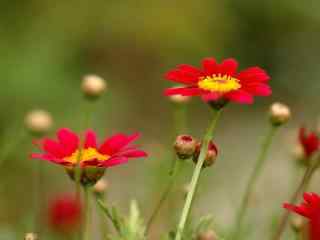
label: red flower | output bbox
[164,57,271,104]
[48,194,82,234]
[284,192,320,240]
[299,128,320,158]
[32,128,147,168]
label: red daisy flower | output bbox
[164,57,271,104]
[284,192,320,240]
[32,128,147,168]
[48,194,82,234]
[299,128,320,158]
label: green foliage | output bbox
[97,198,146,240]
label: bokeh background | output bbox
[1,0,320,239]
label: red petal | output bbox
[100,157,128,167]
[178,64,203,77]
[84,129,97,148]
[118,148,148,158]
[31,153,68,165]
[243,83,272,96]
[99,133,140,155]
[201,92,222,102]
[219,58,238,75]
[225,90,254,104]
[237,67,270,83]
[57,128,79,156]
[202,57,218,75]
[43,139,67,158]
[165,69,199,85]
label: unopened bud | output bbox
[24,233,38,240]
[174,135,197,159]
[93,179,109,195]
[290,215,305,233]
[25,110,53,135]
[197,230,218,240]
[269,102,291,126]
[169,94,191,104]
[193,140,218,168]
[82,74,107,99]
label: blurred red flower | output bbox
[299,128,320,158]
[164,57,271,104]
[32,128,147,167]
[284,192,320,240]
[48,194,82,234]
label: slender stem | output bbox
[75,101,94,200]
[146,159,183,233]
[96,197,122,236]
[232,125,278,238]
[97,197,109,240]
[174,109,222,240]
[271,154,320,240]
[83,186,91,240]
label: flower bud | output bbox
[197,230,218,240]
[24,233,38,240]
[174,135,197,159]
[169,94,191,104]
[82,74,107,99]
[25,110,53,136]
[290,215,305,233]
[193,140,218,168]
[93,179,109,195]
[269,102,291,126]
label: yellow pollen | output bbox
[198,74,241,93]
[64,147,109,164]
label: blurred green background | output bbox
[1,0,320,239]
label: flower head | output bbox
[284,192,320,240]
[82,74,107,99]
[269,102,291,126]
[299,128,320,158]
[32,128,147,185]
[48,194,82,234]
[164,58,271,105]
[32,128,147,167]
[25,110,53,136]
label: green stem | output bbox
[97,195,109,240]
[174,109,222,240]
[76,101,94,200]
[146,159,183,233]
[233,125,278,238]
[271,154,320,240]
[83,186,91,240]
[96,197,122,236]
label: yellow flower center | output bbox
[64,147,109,164]
[198,74,241,93]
